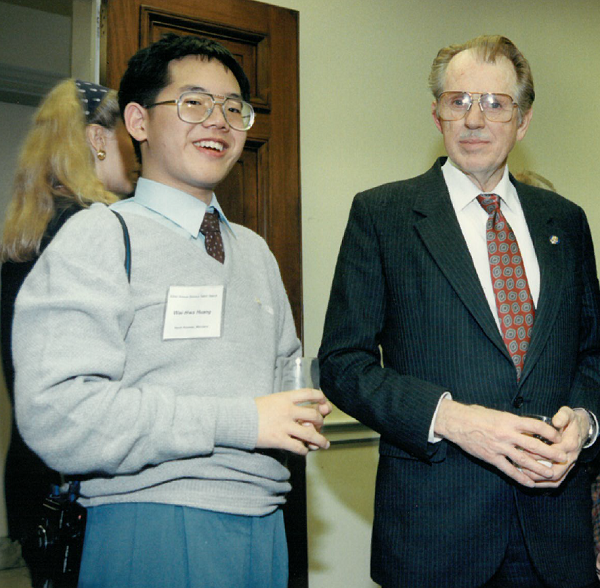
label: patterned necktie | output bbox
[200,210,225,264]
[477,194,535,380]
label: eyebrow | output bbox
[180,85,243,99]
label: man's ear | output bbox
[431,101,443,134]
[516,108,533,142]
[124,102,148,142]
[85,124,107,153]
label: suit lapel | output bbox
[412,164,509,360]
[516,183,566,384]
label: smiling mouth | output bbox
[195,140,226,152]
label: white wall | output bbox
[0,2,71,73]
[307,439,379,588]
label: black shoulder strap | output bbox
[111,210,131,283]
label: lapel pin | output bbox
[549,235,560,245]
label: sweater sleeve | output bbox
[13,205,257,477]
[235,227,302,393]
[269,245,302,368]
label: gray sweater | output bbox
[13,203,301,516]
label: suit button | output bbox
[513,396,524,409]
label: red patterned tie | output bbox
[477,194,535,380]
[200,210,225,264]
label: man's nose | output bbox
[464,101,486,128]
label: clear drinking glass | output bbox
[523,414,558,467]
[276,356,320,391]
[523,414,557,445]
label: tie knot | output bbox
[476,194,500,216]
[200,210,221,235]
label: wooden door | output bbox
[100,1,307,586]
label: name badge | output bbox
[163,285,224,339]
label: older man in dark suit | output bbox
[319,35,600,588]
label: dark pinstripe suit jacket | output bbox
[319,158,600,588]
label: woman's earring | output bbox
[97,150,106,161]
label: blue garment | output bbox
[78,503,288,588]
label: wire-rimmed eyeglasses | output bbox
[437,91,518,123]
[146,91,255,131]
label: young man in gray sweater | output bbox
[13,34,331,588]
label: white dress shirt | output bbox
[441,159,540,326]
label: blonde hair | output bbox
[1,79,120,262]
[513,170,556,191]
[429,35,535,122]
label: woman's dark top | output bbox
[1,200,83,543]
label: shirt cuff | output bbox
[429,392,452,443]
[574,408,599,449]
